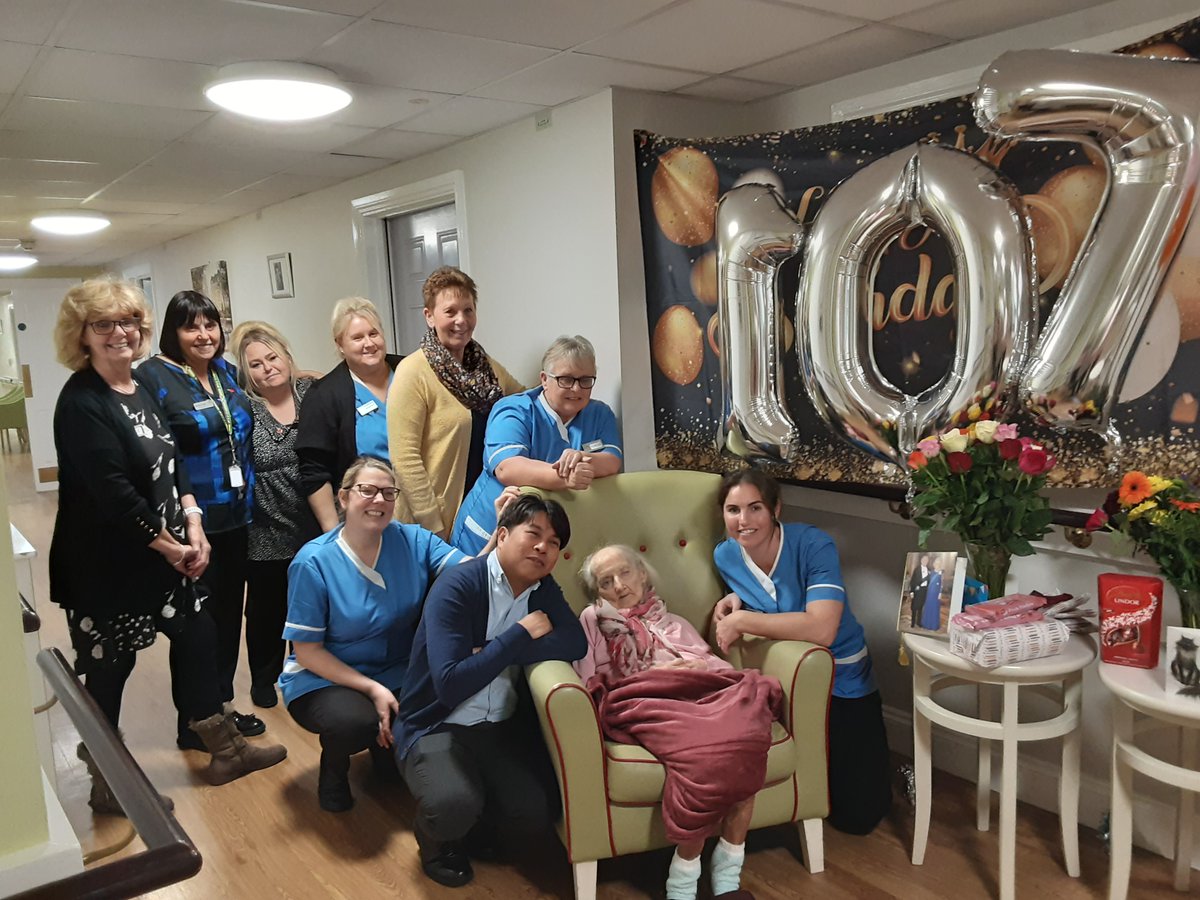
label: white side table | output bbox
[904,633,1097,900]
[1099,660,1200,899]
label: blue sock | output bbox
[711,837,746,895]
[665,850,701,900]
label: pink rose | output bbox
[1018,447,1051,475]
[917,437,941,457]
[995,423,1018,441]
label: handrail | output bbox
[20,592,38,633]
[11,649,202,900]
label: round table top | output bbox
[904,632,1098,682]
[1099,659,1200,726]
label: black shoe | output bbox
[176,729,205,751]
[421,844,473,888]
[250,683,278,708]
[229,710,266,736]
[318,770,354,813]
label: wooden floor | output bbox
[11,449,1189,899]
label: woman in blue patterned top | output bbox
[135,291,263,745]
[711,469,892,835]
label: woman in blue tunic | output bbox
[451,335,622,553]
[919,556,944,631]
[282,457,513,812]
[711,469,891,835]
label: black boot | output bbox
[318,750,353,812]
[415,819,473,887]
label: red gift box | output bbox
[1098,573,1163,669]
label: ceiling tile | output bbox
[674,75,792,103]
[118,164,272,195]
[0,40,40,94]
[281,152,396,178]
[309,19,556,93]
[83,198,197,215]
[6,96,212,141]
[93,180,240,206]
[55,0,355,66]
[2,0,75,44]
[181,114,375,154]
[472,52,702,107]
[333,128,458,160]
[328,82,455,128]
[887,0,1112,40]
[735,24,948,86]
[578,0,858,75]
[0,158,118,180]
[148,141,312,177]
[233,0,380,14]
[776,0,944,20]
[0,129,166,167]
[371,0,677,51]
[24,48,215,109]
[398,95,541,136]
[0,176,104,199]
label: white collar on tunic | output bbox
[336,530,386,589]
[537,390,574,441]
[737,526,783,603]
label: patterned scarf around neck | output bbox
[420,326,503,412]
[593,589,685,678]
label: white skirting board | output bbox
[0,771,83,897]
[882,704,1199,872]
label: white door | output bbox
[385,203,459,355]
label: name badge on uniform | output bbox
[357,400,379,416]
[583,439,604,453]
[193,399,216,411]
[229,465,245,488]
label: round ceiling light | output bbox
[31,210,111,236]
[0,253,38,272]
[204,62,352,122]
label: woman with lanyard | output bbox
[136,290,264,746]
[710,468,892,836]
[296,297,402,534]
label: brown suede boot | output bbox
[76,741,174,814]
[188,713,287,786]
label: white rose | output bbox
[974,420,999,444]
[940,430,968,453]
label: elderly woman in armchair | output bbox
[575,544,777,900]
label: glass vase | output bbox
[965,542,1012,602]
[1177,585,1200,630]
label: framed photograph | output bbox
[897,550,967,638]
[1166,626,1200,698]
[267,252,294,299]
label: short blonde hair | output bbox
[579,544,659,601]
[230,320,297,399]
[339,456,396,492]
[54,277,153,372]
[330,296,384,345]
[542,335,596,374]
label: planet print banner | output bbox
[636,17,1200,495]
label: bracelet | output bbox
[183,506,203,519]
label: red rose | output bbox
[1085,508,1109,532]
[946,452,973,474]
[1018,447,1049,475]
[907,450,928,470]
[998,439,1022,460]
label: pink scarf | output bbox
[593,590,685,678]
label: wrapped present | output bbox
[950,619,1071,668]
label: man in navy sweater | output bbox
[394,493,586,887]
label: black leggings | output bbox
[288,684,397,775]
[245,558,289,691]
[83,609,223,732]
[827,689,893,835]
[194,527,248,703]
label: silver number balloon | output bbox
[977,49,1200,430]
[716,184,806,461]
[799,141,1036,464]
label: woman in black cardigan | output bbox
[50,278,285,811]
[296,296,401,533]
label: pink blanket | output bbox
[588,667,783,843]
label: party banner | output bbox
[637,18,1200,494]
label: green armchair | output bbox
[525,470,833,900]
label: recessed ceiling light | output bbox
[0,253,38,272]
[31,210,111,236]
[204,62,352,122]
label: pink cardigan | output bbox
[573,604,733,682]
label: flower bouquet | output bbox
[907,421,1057,599]
[1085,472,1200,628]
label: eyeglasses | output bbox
[88,318,141,335]
[545,373,597,390]
[351,483,399,502]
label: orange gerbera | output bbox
[1118,471,1153,507]
[1171,498,1200,512]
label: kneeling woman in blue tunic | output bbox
[711,469,892,835]
[280,457,513,811]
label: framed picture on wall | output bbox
[267,252,294,299]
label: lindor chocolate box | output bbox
[1098,573,1163,669]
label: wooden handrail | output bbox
[20,592,38,634]
[10,649,202,900]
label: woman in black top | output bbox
[50,278,285,806]
[135,291,263,744]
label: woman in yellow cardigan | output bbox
[386,267,523,539]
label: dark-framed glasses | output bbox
[88,317,141,335]
[546,373,597,390]
[352,483,399,502]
